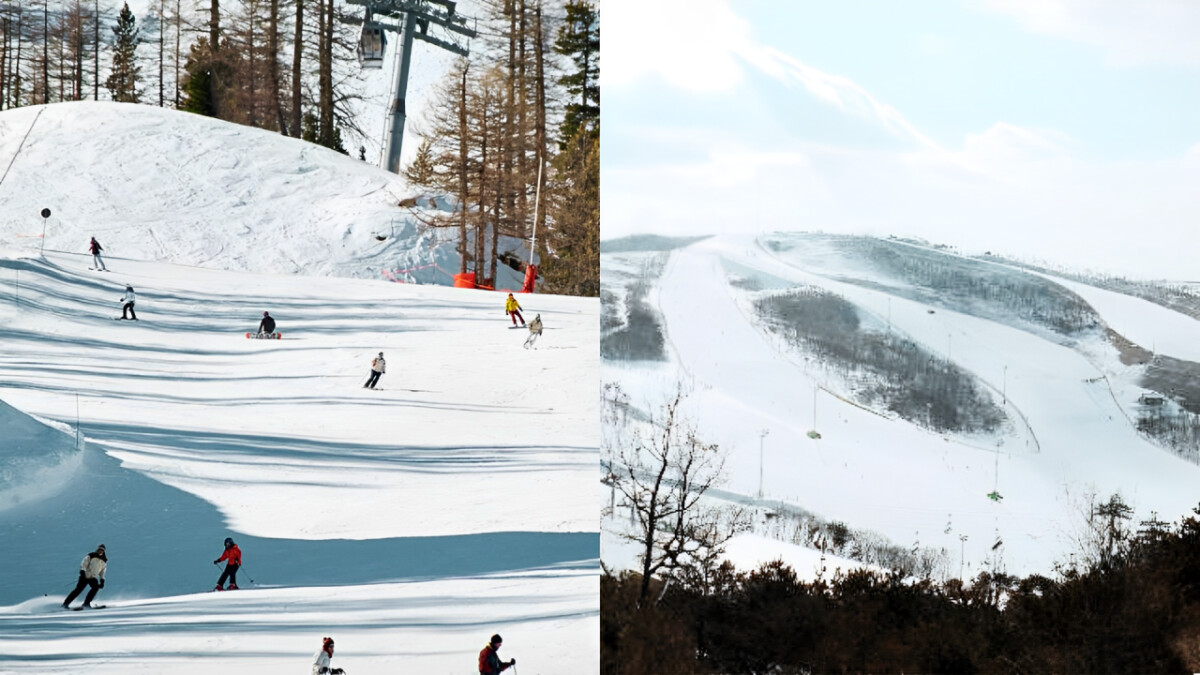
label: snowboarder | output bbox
[523,313,543,349]
[119,285,138,320]
[62,544,107,609]
[312,637,345,675]
[257,311,276,337]
[364,352,385,389]
[88,237,107,271]
[504,293,525,327]
[212,537,242,591]
[478,634,515,675]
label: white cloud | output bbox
[603,0,754,92]
[976,0,1200,68]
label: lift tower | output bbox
[345,0,476,173]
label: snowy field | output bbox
[602,234,1200,581]
[0,251,598,674]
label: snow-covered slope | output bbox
[601,233,1200,580]
[0,102,531,287]
[0,251,597,673]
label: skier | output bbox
[257,311,276,337]
[119,285,138,320]
[212,537,242,591]
[88,237,107,271]
[62,544,107,609]
[312,637,345,675]
[523,313,543,349]
[504,293,526,327]
[364,352,385,389]
[478,634,515,675]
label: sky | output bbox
[600,0,1200,279]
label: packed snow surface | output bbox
[0,251,598,673]
[0,102,532,288]
[602,234,1200,581]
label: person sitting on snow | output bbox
[62,544,107,609]
[213,537,242,591]
[312,636,345,675]
[257,311,276,337]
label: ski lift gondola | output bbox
[358,23,386,68]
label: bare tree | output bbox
[605,385,746,604]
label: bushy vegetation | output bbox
[756,288,1005,434]
[768,234,1102,339]
[599,234,709,254]
[603,500,1200,674]
[601,255,667,362]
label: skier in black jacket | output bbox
[257,312,276,337]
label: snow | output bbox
[0,105,596,673]
[0,102,534,288]
[601,233,1200,582]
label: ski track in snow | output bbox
[0,252,599,673]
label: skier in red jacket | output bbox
[478,634,515,674]
[213,537,242,591]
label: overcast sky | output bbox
[601,0,1200,279]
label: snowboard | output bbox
[246,332,282,339]
[113,317,139,321]
[88,268,110,272]
[71,605,107,610]
[508,325,526,330]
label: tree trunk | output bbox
[290,0,301,136]
[458,64,469,275]
[268,0,286,134]
[158,0,164,105]
[533,0,547,246]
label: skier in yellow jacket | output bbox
[504,293,526,327]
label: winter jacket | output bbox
[216,544,242,567]
[528,316,543,335]
[311,649,333,675]
[258,316,276,333]
[121,289,136,305]
[89,239,102,254]
[371,357,386,374]
[478,645,512,675]
[504,296,521,313]
[80,552,106,582]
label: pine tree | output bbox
[542,129,598,295]
[404,136,437,188]
[553,0,598,145]
[179,39,214,115]
[104,1,140,102]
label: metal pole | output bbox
[757,429,768,499]
[529,153,543,266]
[383,11,417,173]
[40,216,48,256]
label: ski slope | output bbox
[601,234,1200,580]
[0,101,533,288]
[0,251,598,673]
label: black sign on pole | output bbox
[39,208,50,255]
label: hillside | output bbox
[0,102,531,288]
[0,250,597,672]
[601,233,1200,580]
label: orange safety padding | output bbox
[521,264,538,293]
[452,272,477,289]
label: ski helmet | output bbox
[490,634,503,646]
[224,537,234,548]
[323,637,335,652]
[378,352,384,357]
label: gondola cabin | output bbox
[358,24,386,68]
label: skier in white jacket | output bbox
[312,637,344,675]
[62,544,107,609]
[119,285,138,320]
[363,352,385,389]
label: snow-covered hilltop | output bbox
[602,233,1200,580]
[0,102,530,287]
